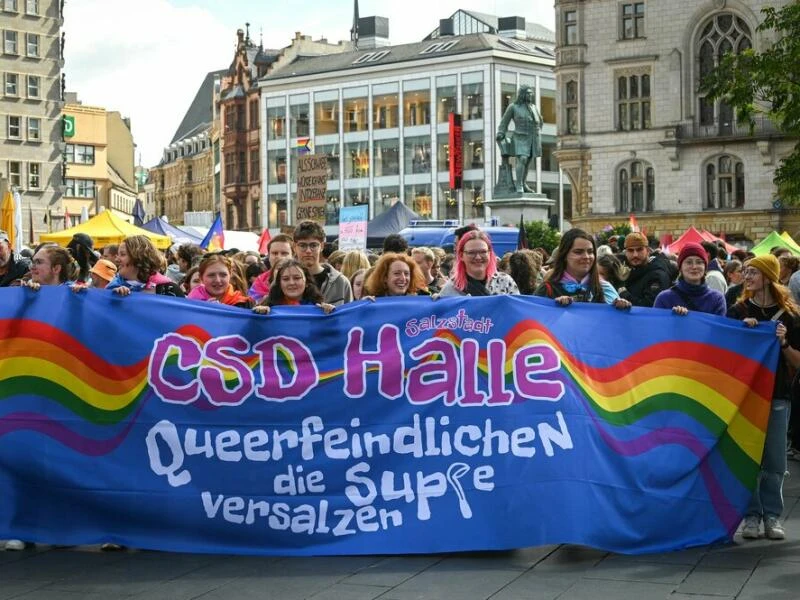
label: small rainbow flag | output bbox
[200,213,224,252]
[296,137,313,155]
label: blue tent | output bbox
[141,217,204,245]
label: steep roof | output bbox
[170,69,227,145]
[266,33,553,82]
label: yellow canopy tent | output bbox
[39,210,171,250]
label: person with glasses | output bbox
[293,220,352,306]
[535,228,631,309]
[728,254,799,541]
[653,242,726,316]
[438,229,519,297]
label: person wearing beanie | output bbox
[653,242,725,315]
[617,232,672,307]
[727,254,800,541]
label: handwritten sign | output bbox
[338,206,368,251]
[295,154,328,224]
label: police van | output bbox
[398,220,522,256]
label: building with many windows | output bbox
[61,94,138,222]
[554,0,796,243]
[0,0,63,241]
[260,10,563,232]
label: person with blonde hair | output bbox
[365,252,429,297]
[411,246,440,293]
[340,250,370,280]
[728,254,799,541]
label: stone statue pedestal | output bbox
[485,192,555,226]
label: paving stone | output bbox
[603,547,708,566]
[488,571,579,600]
[0,580,49,600]
[0,549,127,582]
[308,582,393,600]
[343,556,442,587]
[583,557,691,584]
[554,579,675,600]
[530,545,608,571]
[737,559,800,600]
[377,563,522,600]
[697,550,762,570]
[676,567,752,597]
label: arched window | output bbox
[618,160,654,212]
[705,155,745,209]
[696,13,752,132]
[565,80,579,134]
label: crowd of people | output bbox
[0,219,797,548]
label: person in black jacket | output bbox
[617,232,672,307]
[0,230,31,287]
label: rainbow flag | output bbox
[296,137,313,155]
[200,213,224,251]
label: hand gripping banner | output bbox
[0,287,777,555]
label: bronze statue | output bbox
[496,85,543,194]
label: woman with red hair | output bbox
[438,229,519,296]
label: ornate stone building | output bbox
[554,0,796,244]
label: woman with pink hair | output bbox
[438,229,519,296]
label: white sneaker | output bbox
[3,539,25,551]
[764,516,786,540]
[741,516,760,539]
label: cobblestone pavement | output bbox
[1,460,798,600]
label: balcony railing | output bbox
[677,115,782,140]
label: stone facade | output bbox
[554,0,795,245]
[0,0,63,241]
[152,142,215,226]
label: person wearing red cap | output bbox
[728,254,800,541]
[653,242,725,315]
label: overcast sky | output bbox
[63,0,556,168]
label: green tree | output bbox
[701,4,800,203]
[524,221,560,254]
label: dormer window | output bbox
[420,40,459,54]
[352,50,390,64]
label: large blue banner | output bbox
[0,287,777,554]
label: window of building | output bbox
[267,149,286,184]
[237,151,246,184]
[65,178,96,198]
[464,180,484,220]
[463,130,483,170]
[405,183,432,218]
[436,75,457,123]
[373,138,399,177]
[266,105,285,140]
[8,161,20,186]
[352,50,390,64]
[64,143,95,164]
[618,160,654,212]
[7,115,21,138]
[343,185,369,209]
[565,80,579,134]
[621,3,645,39]
[251,196,260,228]
[697,14,752,130]
[437,184,458,221]
[436,133,449,173]
[186,192,193,213]
[420,40,459,55]
[314,91,339,136]
[564,11,578,46]
[344,140,369,179]
[26,33,38,57]
[5,72,18,96]
[290,101,309,138]
[404,136,431,175]
[403,79,430,127]
[705,155,744,209]
[500,72,517,114]
[27,74,38,98]
[249,98,259,130]
[462,72,483,120]
[315,142,340,179]
[267,193,287,228]
[373,83,399,129]
[3,0,18,11]
[4,30,18,54]
[224,152,235,184]
[343,87,368,133]
[27,116,39,140]
[540,88,557,124]
[616,72,651,130]
[249,150,259,182]
[186,164,193,183]
[374,184,400,218]
[25,0,37,15]
[541,142,558,172]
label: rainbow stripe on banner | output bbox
[0,289,776,555]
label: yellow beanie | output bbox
[747,255,780,283]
